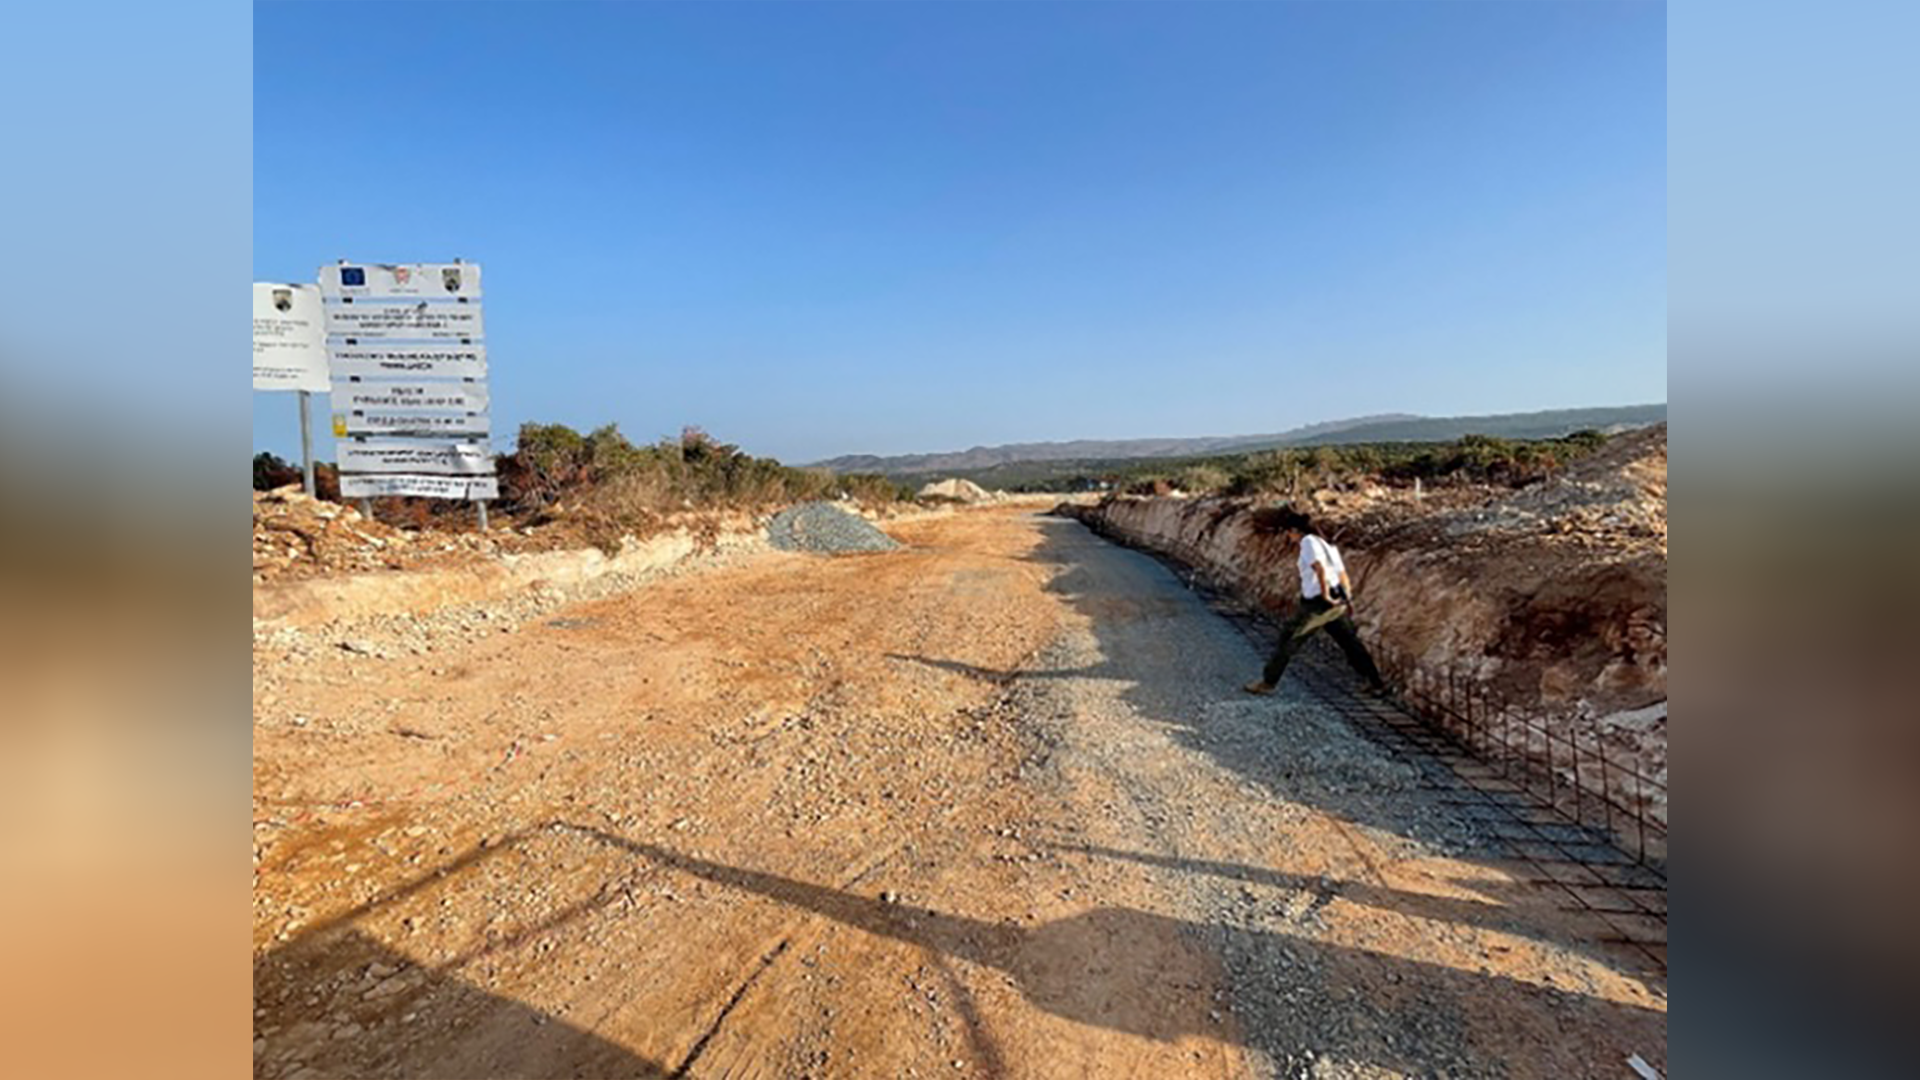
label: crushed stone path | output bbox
[996,516,1666,1079]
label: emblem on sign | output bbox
[273,288,294,312]
[443,267,463,293]
[392,266,413,286]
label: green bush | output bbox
[1172,464,1232,494]
[253,451,299,491]
[497,422,903,527]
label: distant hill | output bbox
[814,404,1665,476]
[1285,404,1667,446]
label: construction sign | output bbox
[324,261,495,504]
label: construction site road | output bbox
[253,507,1667,1080]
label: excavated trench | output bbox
[1056,481,1667,874]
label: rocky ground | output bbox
[253,487,588,584]
[1331,425,1667,561]
[254,507,1664,1079]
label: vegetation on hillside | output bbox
[943,430,1613,496]
[500,424,906,517]
[812,403,1664,475]
[252,424,909,534]
[251,426,1613,538]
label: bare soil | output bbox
[254,507,1665,1079]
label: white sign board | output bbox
[339,474,499,500]
[252,283,330,391]
[333,412,491,437]
[326,345,488,380]
[327,259,495,505]
[331,382,489,412]
[319,263,483,300]
[338,440,494,476]
[326,301,483,341]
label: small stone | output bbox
[362,974,411,1000]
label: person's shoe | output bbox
[1242,680,1275,696]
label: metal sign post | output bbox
[297,390,316,496]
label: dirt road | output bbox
[253,508,1667,1079]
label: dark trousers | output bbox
[1263,596,1386,689]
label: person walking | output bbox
[1243,509,1388,695]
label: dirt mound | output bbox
[1334,423,1667,559]
[1565,422,1667,487]
[916,477,997,503]
[766,501,902,553]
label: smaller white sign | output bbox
[319,263,482,299]
[334,412,491,437]
[338,440,495,476]
[252,283,330,391]
[327,345,488,380]
[331,382,489,412]
[339,474,499,500]
[326,301,484,341]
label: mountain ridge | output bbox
[812,404,1666,475]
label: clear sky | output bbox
[254,1,1665,465]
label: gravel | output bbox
[766,502,902,554]
[1001,517,1508,1077]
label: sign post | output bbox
[253,282,331,496]
[298,391,315,496]
[321,261,495,529]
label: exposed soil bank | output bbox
[1060,428,1668,848]
[251,502,988,631]
[252,523,771,629]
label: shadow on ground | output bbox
[257,818,1664,1078]
[256,929,667,1079]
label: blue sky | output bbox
[254,1,1665,464]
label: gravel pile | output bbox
[766,502,902,554]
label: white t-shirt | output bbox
[1298,534,1345,599]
